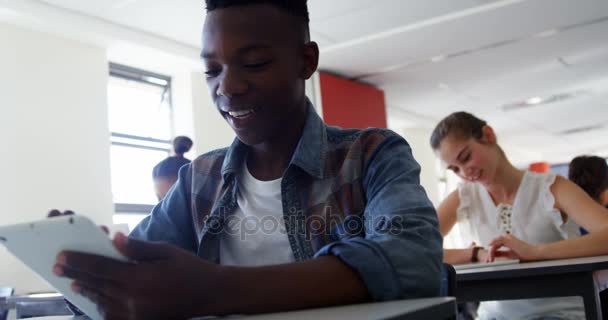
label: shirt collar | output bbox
[221,98,326,180]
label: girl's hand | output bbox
[487,234,541,262]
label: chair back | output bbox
[441,263,457,297]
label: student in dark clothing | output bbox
[568,155,608,209]
[568,155,608,320]
[152,136,193,200]
[569,155,608,236]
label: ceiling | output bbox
[2,0,608,164]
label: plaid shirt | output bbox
[131,100,443,301]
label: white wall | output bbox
[398,128,440,206]
[502,143,544,169]
[191,72,236,154]
[0,23,114,293]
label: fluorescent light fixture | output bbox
[525,97,543,105]
[438,83,450,90]
[534,29,559,38]
[502,90,590,111]
[431,55,446,63]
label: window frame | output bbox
[108,63,173,214]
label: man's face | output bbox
[201,4,317,146]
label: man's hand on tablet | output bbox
[53,233,222,319]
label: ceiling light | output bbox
[534,29,559,38]
[559,124,604,135]
[502,90,590,111]
[431,55,446,63]
[525,97,543,105]
[438,83,450,90]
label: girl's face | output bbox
[436,127,500,186]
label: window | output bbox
[550,163,570,177]
[107,63,173,229]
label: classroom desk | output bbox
[456,255,608,320]
[233,297,456,320]
[8,297,457,320]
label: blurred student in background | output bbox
[431,111,608,320]
[568,156,608,319]
[569,155,608,208]
[152,136,193,200]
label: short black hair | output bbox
[205,0,310,41]
[569,155,608,201]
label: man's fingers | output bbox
[75,282,131,320]
[47,209,77,218]
[54,262,124,289]
[47,209,62,218]
[56,251,131,282]
[113,233,173,261]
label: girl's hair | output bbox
[173,136,193,156]
[568,155,608,201]
[430,111,488,150]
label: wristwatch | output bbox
[471,246,483,263]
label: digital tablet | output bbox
[453,259,520,271]
[0,215,128,320]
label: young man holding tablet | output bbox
[54,1,443,318]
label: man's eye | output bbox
[204,69,220,78]
[244,61,271,69]
[462,153,471,163]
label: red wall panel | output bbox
[319,72,387,129]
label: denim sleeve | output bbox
[314,135,443,301]
[129,164,198,253]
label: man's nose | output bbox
[216,69,248,98]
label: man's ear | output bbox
[301,41,319,80]
[481,125,497,144]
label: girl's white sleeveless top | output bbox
[457,171,583,320]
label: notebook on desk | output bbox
[454,259,520,271]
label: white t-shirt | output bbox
[457,171,584,320]
[219,162,295,266]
